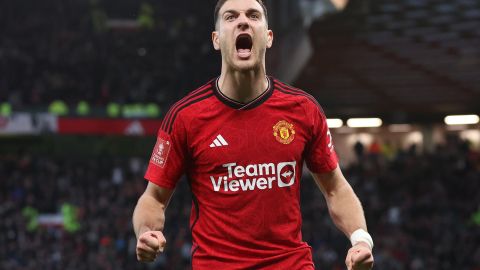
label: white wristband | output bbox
[350,229,374,250]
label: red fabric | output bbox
[145,77,338,269]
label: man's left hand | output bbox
[345,242,374,270]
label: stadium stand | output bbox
[1,0,479,269]
[296,0,480,121]
[1,136,479,269]
[0,0,219,113]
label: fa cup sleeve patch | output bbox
[150,137,171,168]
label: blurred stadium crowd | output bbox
[1,0,480,269]
[1,136,479,270]
[0,0,218,113]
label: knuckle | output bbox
[137,247,151,256]
[139,254,154,262]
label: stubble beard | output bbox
[231,60,258,72]
[225,49,264,73]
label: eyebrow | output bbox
[222,8,263,17]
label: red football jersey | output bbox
[145,76,338,269]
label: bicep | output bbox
[144,182,175,208]
[311,166,349,197]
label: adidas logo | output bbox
[210,134,229,148]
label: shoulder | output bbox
[160,79,216,133]
[271,77,326,115]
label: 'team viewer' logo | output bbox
[210,161,296,192]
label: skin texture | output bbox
[212,0,272,72]
[133,0,373,268]
[212,0,273,103]
[331,0,349,10]
[133,182,172,262]
[312,167,374,269]
[346,242,375,270]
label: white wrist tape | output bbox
[350,229,374,250]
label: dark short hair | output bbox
[214,0,268,28]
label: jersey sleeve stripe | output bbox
[160,84,213,132]
[274,80,321,107]
[162,86,212,132]
[274,81,326,115]
[166,92,214,134]
[160,83,212,131]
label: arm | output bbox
[132,182,174,262]
[312,166,374,270]
[311,166,366,237]
[133,182,174,236]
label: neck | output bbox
[217,67,269,104]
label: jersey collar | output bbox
[213,76,274,110]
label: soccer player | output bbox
[132,0,374,269]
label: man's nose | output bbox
[237,14,249,30]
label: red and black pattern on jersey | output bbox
[213,77,274,110]
[273,78,325,115]
[145,76,338,269]
[160,79,215,134]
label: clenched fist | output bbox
[345,242,374,270]
[136,231,166,262]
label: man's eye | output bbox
[250,14,260,19]
[225,15,235,21]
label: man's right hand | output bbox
[136,231,166,262]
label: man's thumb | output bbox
[352,250,370,265]
[150,231,166,252]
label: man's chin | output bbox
[231,60,258,72]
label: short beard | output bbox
[226,55,261,73]
[232,62,258,72]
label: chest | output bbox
[186,105,311,173]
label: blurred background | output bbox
[1,0,479,269]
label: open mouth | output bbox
[235,34,253,58]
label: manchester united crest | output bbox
[273,120,295,144]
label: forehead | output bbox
[219,0,264,15]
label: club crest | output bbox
[273,120,295,144]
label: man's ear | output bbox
[212,31,220,51]
[266,30,273,48]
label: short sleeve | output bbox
[144,113,188,189]
[304,103,338,174]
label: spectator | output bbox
[1,137,479,269]
[0,0,219,112]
